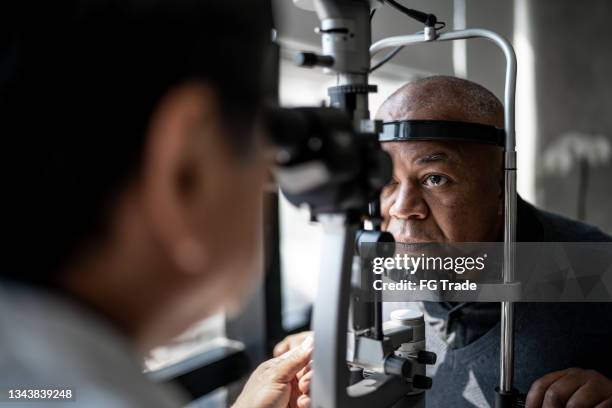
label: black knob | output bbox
[412,374,433,390]
[384,355,412,378]
[348,365,364,386]
[417,350,437,365]
[294,52,334,68]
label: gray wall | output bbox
[462,0,514,101]
[528,0,612,233]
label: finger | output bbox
[289,377,301,408]
[540,370,587,408]
[299,370,313,395]
[273,339,290,357]
[270,336,314,383]
[567,383,611,408]
[297,360,313,380]
[274,331,314,357]
[291,331,314,349]
[297,394,311,408]
[527,370,570,408]
[289,331,314,348]
[595,396,612,408]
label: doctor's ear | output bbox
[138,82,225,275]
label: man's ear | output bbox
[139,82,220,275]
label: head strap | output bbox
[380,120,505,147]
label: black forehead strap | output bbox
[380,120,505,147]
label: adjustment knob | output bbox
[348,365,363,386]
[412,374,433,390]
[417,350,437,365]
[294,52,334,68]
[384,355,413,378]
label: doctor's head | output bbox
[3,0,271,350]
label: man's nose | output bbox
[389,181,428,220]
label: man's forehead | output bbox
[382,140,465,164]
[382,140,504,172]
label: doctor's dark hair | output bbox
[1,0,272,285]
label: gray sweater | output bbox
[423,197,612,407]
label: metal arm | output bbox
[372,28,519,398]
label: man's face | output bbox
[380,140,504,243]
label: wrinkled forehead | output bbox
[382,140,503,171]
[382,140,464,163]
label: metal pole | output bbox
[311,215,357,408]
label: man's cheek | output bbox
[433,208,483,241]
[426,200,465,240]
[425,189,465,210]
[380,202,392,231]
[380,193,393,216]
[381,218,389,231]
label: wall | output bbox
[527,0,612,232]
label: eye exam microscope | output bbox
[266,0,520,407]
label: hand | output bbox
[273,331,314,408]
[526,368,612,407]
[296,360,313,408]
[233,336,314,408]
[273,331,314,357]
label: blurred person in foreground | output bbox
[0,1,311,407]
[278,76,612,408]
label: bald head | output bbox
[376,75,503,128]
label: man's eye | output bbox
[423,174,448,187]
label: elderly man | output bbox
[279,76,612,408]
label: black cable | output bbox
[369,1,446,73]
[369,45,404,73]
[384,0,438,27]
